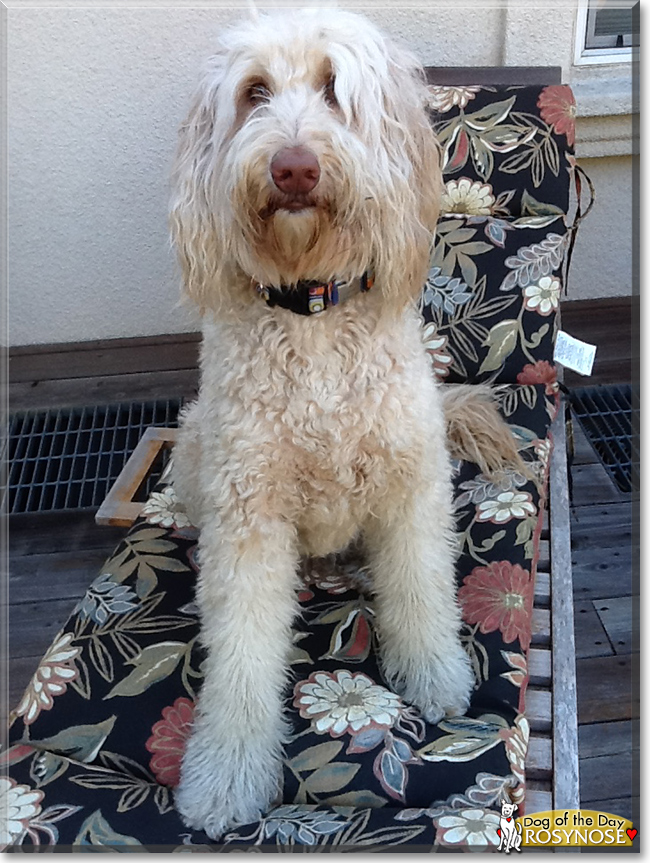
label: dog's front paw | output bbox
[174,733,283,839]
[383,642,475,724]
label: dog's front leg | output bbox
[364,477,474,724]
[175,514,299,839]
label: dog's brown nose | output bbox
[270,146,320,195]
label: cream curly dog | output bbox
[169,8,518,838]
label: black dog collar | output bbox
[255,272,374,316]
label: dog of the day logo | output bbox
[513,809,636,848]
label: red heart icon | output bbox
[497,828,501,837]
[627,829,637,841]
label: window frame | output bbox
[574,0,637,66]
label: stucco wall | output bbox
[7,3,636,346]
[568,155,636,300]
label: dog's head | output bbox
[171,8,442,313]
[501,801,518,818]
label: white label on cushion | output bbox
[554,330,597,376]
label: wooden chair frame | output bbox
[95,427,177,528]
[95,406,580,818]
[528,401,580,817]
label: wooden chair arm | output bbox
[549,400,581,814]
[95,427,177,528]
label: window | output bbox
[575,0,639,65]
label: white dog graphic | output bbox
[498,800,523,853]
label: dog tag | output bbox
[554,330,597,376]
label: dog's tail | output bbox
[441,383,528,477]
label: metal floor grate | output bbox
[6,400,182,514]
[570,384,637,495]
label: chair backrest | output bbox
[420,73,576,386]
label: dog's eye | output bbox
[246,81,271,105]
[324,75,338,108]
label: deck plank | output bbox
[576,655,638,724]
[9,334,201,383]
[570,501,633,552]
[578,719,639,760]
[578,797,639,825]
[9,369,199,411]
[569,463,625,506]
[593,596,636,655]
[9,598,78,660]
[574,600,614,659]
[10,331,201,358]
[9,511,124,556]
[9,548,116,604]
[572,545,633,600]
[9,656,41,711]
[579,752,635,804]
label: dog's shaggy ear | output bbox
[349,34,442,307]
[170,53,229,312]
[381,42,442,232]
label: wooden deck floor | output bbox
[7,297,638,821]
[569,424,638,823]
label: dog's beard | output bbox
[266,207,323,262]
[234,183,369,286]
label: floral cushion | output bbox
[6,382,559,851]
[421,84,577,388]
[427,84,576,219]
[422,217,564,385]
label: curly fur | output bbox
[170,8,476,838]
[442,384,528,477]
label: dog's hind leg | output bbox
[364,467,474,723]
[175,511,300,838]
